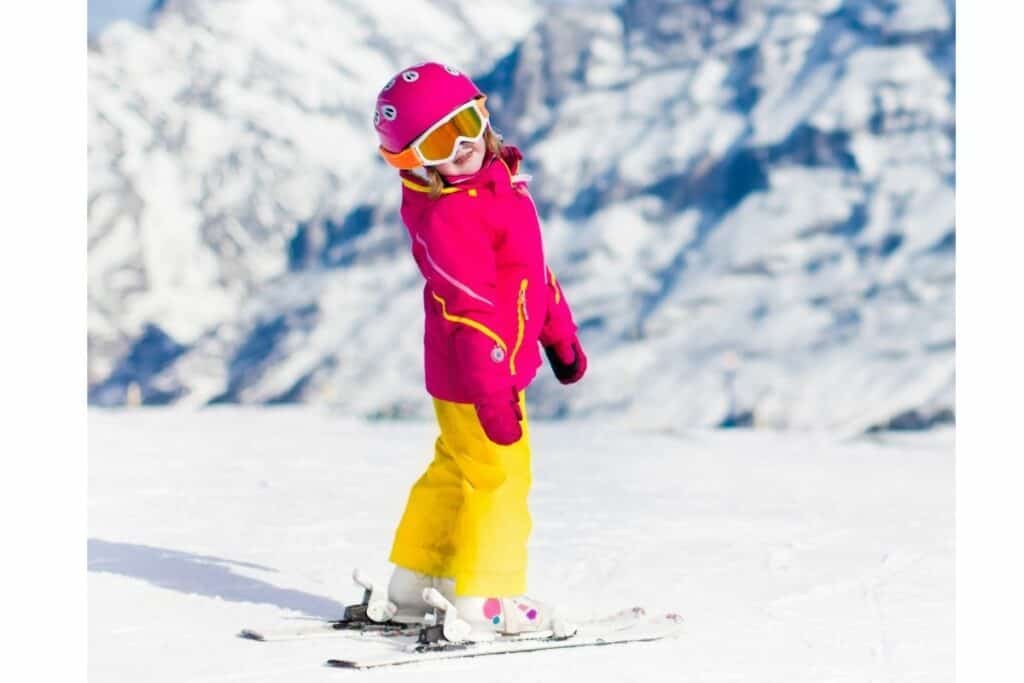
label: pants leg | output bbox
[389,433,464,578]
[389,393,533,596]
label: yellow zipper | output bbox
[509,279,529,375]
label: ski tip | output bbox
[325,659,359,669]
[237,629,266,641]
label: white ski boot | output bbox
[421,588,577,643]
[364,567,455,625]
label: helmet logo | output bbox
[443,65,461,76]
[401,70,420,83]
[380,105,397,121]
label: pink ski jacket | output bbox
[398,146,578,403]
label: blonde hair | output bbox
[425,127,504,200]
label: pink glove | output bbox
[544,336,587,385]
[474,387,523,445]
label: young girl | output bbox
[369,61,586,640]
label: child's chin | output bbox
[457,153,482,172]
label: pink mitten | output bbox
[474,387,523,445]
[544,336,587,385]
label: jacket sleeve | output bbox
[539,265,578,347]
[417,207,512,401]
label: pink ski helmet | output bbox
[373,62,483,156]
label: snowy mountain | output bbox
[87,0,955,432]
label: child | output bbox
[369,62,587,640]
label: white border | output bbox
[957,2,1024,681]
[1,3,87,681]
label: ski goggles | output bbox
[380,97,489,170]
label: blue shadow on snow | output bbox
[87,538,346,619]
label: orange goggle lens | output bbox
[415,103,486,164]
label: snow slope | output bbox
[88,408,953,681]
[87,0,955,433]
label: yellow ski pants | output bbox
[389,393,532,596]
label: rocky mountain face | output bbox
[88,0,954,432]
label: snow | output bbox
[89,408,953,681]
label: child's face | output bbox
[433,137,487,177]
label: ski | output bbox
[237,568,684,665]
[238,605,642,643]
[238,618,422,642]
[238,569,426,642]
[324,611,683,669]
